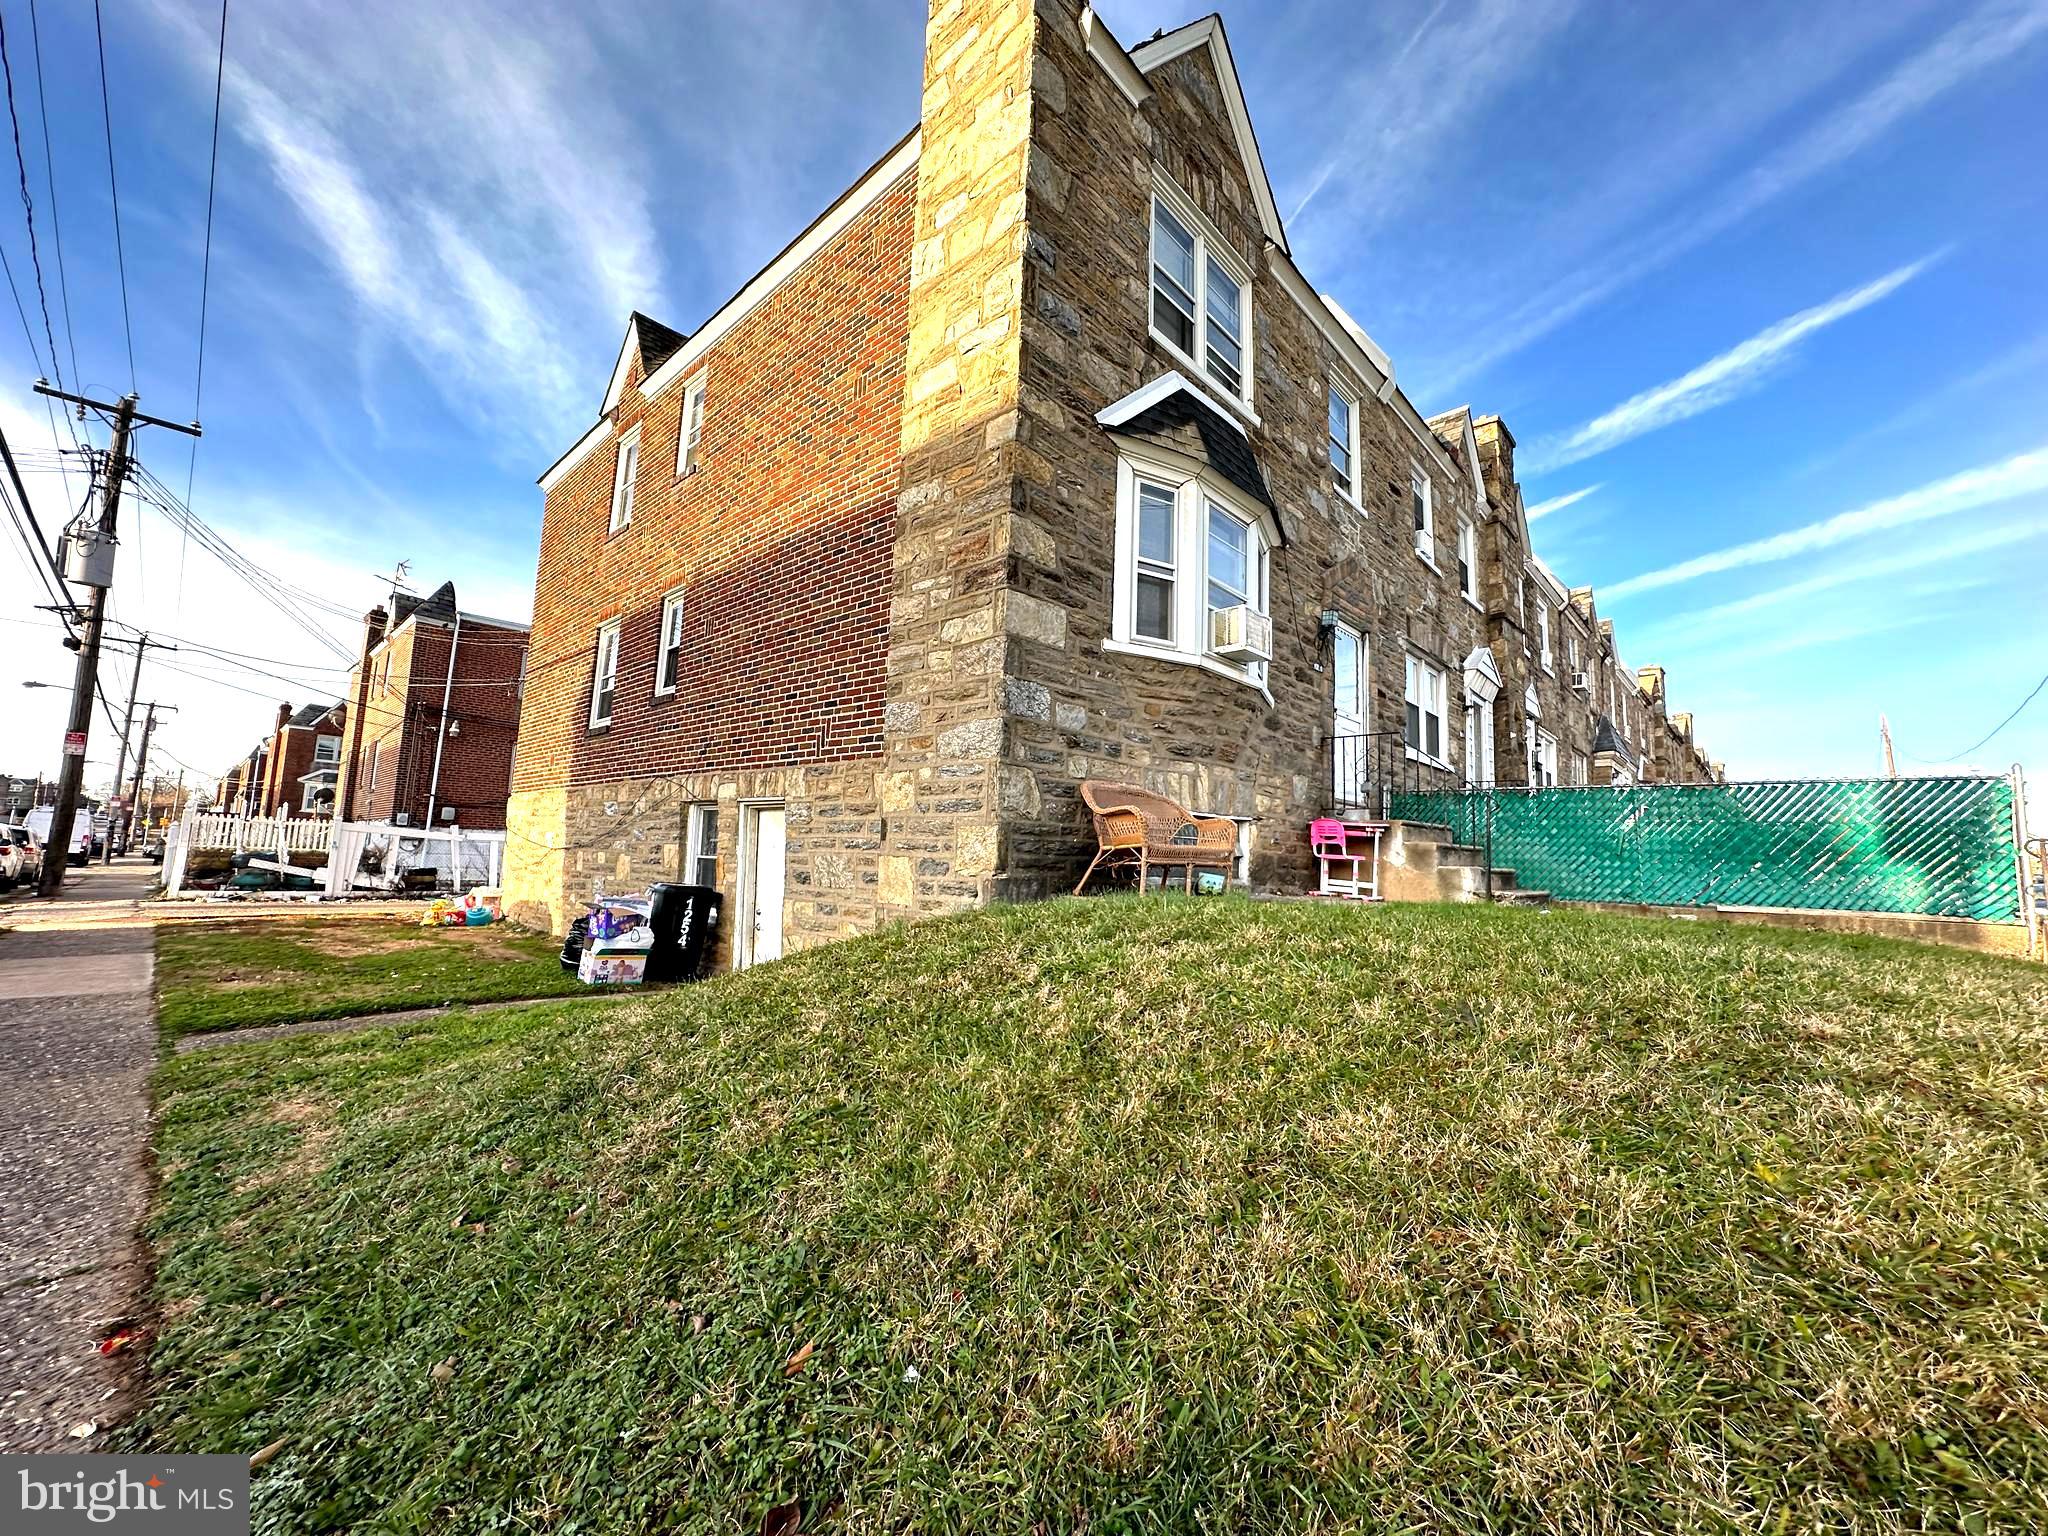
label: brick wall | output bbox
[503,157,917,932]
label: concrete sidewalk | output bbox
[0,861,159,1450]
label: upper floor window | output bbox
[590,620,621,728]
[1328,381,1359,508]
[1150,186,1251,404]
[313,736,340,765]
[677,379,706,476]
[1538,603,1553,673]
[1109,453,1273,692]
[1456,520,1476,602]
[1568,632,1580,672]
[609,426,641,534]
[1410,468,1433,563]
[368,740,381,791]
[1404,655,1447,764]
[655,591,685,695]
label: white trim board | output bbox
[1095,370,1249,441]
[1080,5,1151,108]
[1129,16,1288,256]
[639,132,921,404]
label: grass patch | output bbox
[135,898,2048,1531]
[154,916,585,1038]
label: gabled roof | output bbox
[601,311,690,418]
[1129,15,1288,256]
[1097,372,1280,528]
[285,701,343,730]
[1426,405,1491,514]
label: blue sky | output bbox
[3,0,2044,816]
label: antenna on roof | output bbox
[372,560,415,612]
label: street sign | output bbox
[62,731,86,757]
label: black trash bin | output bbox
[645,883,721,982]
[559,914,589,973]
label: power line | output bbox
[176,0,228,617]
[0,7,63,398]
[91,0,134,390]
[25,0,77,411]
[1940,672,2048,764]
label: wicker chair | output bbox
[1075,780,1238,894]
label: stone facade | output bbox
[503,0,1723,954]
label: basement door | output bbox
[740,804,787,969]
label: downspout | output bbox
[425,609,461,831]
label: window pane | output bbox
[1405,700,1420,749]
[1334,630,1360,716]
[1154,290,1195,352]
[1135,573,1173,641]
[1328,388,1351,486]
[1411,477,1426,533]
[1206,257,1240,338]
[1207,506,1248,608]
[1426,711,1440,759]
[1153,202,1196,293]
[1137,482,1174,565]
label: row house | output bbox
[253,701,348,816]
[332,581,529,831]
[503,0,1721,960]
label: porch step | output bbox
[1489,866,1518,891]
[1435,843,1486,870]
[1493,888,1552,908]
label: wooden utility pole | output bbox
[124,702,176,849]
[104,633,176,861]
[34,385,200,897]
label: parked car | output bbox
[2,824,42,885]
[0,835,19,891]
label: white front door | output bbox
[742,805,786,968]
[1465,697,1496,786]
[1331,622,1368,803]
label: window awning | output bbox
[1097,372,1283,541]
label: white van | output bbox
[25,807,94,867]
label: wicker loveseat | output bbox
[1074,780,1238,894]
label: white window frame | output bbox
[1410,466,1434,566]
[1403,654,1449,767]
[1538,603,1553,674]
[1105,451,1275,701]
[367,740,380,792]
[590,620,621,729]
[1456,519,1477,605]
[313,736,340,765]
[676,377,706,476]
[1148,176,1255,412]
[1532,728,1559,787]
[686,802,719,887]
[654,590,686,696]
[609,425,641,535]
[1327,378,1360,510]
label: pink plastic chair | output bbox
[1309,818,1348,859]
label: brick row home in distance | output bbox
[503,0,1720,965]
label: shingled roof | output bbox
[1095,374,1280,532]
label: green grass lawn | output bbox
[135,898,2048,1532]
[154,916,585,1039]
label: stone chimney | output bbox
[275,702,293,734]
[1473,415,1518,507]
[875,0,1044,920]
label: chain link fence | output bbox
[1389,773,2024,922]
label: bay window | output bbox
[1149,181,1252,406]
[1404,655,1447,764]
[1109,454,1274,693]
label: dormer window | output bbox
[1149,180,1252,406]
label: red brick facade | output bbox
[334,595,529,831]
[254,703,346,817]
[514,174,914,798]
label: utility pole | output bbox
[124,702,176,851]
[104,633,176,861]
[34,384,200,898]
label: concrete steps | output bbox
[1378,819,1539,906]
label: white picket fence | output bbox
[163,806,505,898]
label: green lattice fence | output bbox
[1389,774,2022,921]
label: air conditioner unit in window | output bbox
[1208,604,1272,661]
[1570,670,1592,693]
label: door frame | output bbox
[734,799,787,971]
[1330,620,1368,803]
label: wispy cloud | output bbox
[151,0,667,451]
[1285,0,1581,232]
[1525,484,1604,521]
[1603,446,2048,600]
[1436,0,2048,389]
[1660,520,2048,634]
[1523,256,1937,473]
